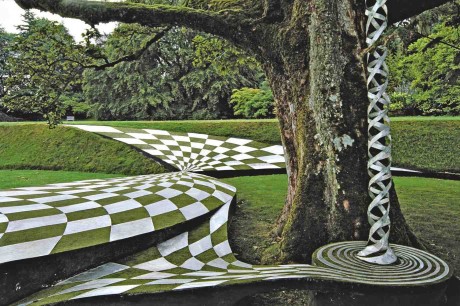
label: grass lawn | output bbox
[0,170,124,189]
[0,125,165,175]
[223,175,460,275]
[1,118,459,173]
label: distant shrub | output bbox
[230,81,275,119]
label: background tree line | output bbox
[0,1,459,125]
[0,11,276,125]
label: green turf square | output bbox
[49,198,88,208]
[195,248,219,263]
[211,225,228,245]
[121,247,162,266]
[246,150,272,157]
[98,132,127,139]
[97,195,131,205]
[120,127,143,134]
[103,268,151,279]
[68,191,103,198]
[109,207,150,225]
[0,220,6,233]
[134,143,155,150]
[199,197,221,210]
[154,134,174,140]
[220,253,237,263]
[169,194,198,208]
[0,223,66,246]
[151,211,185,229]
[249,141,268,149]
[220,142,239,150]
[66,207,107,222]
[164,247,193,266]
[203,144,218,151]
[51,227,110,253]
[136,193,168,206]
[143,138,164,145]
[240,158,263,164]
[192,185,215,195]
[17,193,63,201]
[168,184,189,193]
[5,207,62,221]
[0,199,35,208]
[218,157,236,163]
[187,223,211,244]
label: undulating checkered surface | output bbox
[0,172,235,264]
[15,202,452,306]
[71,125,286,172]
[3,126,452,305]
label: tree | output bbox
[2,12,89,126]
[84,24,261,120]
[0,27,14,99]
[14,0,453,262]
[387,5,460,116]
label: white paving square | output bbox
[188,235,212,256]
[110,218,154,241]
[134,257,178,272]
[180,203,209,220]
[158,232,188,257]
[144,199,178,217]
[6,214,67,232]
[103,199,142,214]
[64,215,111,235]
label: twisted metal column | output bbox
[357,0,397,265]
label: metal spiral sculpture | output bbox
[357,0,397,265]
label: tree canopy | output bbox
[1,9,268,123]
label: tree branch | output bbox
[86,26,171,70]
[388,0,453,23]
[14,0,254,46]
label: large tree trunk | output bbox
[257,0,420,262]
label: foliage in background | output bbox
[0,27,14,99]
[2,3,264,123]
[1,12,90,126]
[84,25,262,120]
[230,81,275,119]
[387,2,460,115]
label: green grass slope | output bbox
[0,170,124,189]
[67,119,459,173]
[0,125,165,175]
[1,118,458,173]
[392,121,459,173]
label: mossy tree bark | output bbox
[15,0,449,262]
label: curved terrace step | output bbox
[0,172,235,305]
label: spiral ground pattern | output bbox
[314,241,452,286]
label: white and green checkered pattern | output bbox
[72,125,286,172]
[15,202,451,306]
[0,172,235,264]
